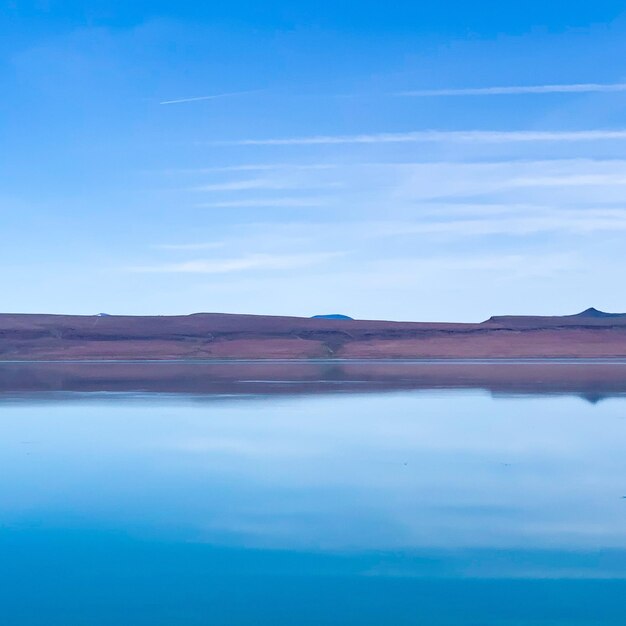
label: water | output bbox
[1,362,626,624]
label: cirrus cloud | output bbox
[127,252,345,274]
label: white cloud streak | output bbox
[371,253,577,277]
[169,164,337,174]
[508,174,626,187]
[197,164,337,172]
[128,252,344,274]
[228,129,626,146]
[374,212,626,237]
[159,90,259,105]
[152,242,225,251]
[396,82,626,97]
[193,178,295,192]
[196,197,329,208]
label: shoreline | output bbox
[3,357,626,364]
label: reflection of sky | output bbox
[2,390,625,560]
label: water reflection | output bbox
[2,360,626,400]
[1,363,626,624]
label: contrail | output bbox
[396,83,626,97]
[226,129,626,146]
[159,90,259,105]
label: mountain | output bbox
[2,309,626,360]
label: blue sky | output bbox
[3,1,626,320]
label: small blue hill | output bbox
[311,314,354,320]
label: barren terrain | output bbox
[2,308,626,360]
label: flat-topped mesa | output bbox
[484,308,626,328]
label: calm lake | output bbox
[1,362,625,625]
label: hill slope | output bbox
[1,309,626,360]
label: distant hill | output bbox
[568,307,626,319]
[486,308,626,326]
[2,309,626,360]
[311,314,354,320]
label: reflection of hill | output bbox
[2,361,626,401]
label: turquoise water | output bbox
[1,379,626,624]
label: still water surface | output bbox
[1,363,625,624]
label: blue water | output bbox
[1,385,626,624]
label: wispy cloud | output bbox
[193,177,340,193]
[374,211,626,238]
[384,158,626,202]
[227,129,626,146]
[128,252,344,274]
[152,242,225,251]
[508,174,626,187]
[159,90,259,105]
[196,197,330,208]
[366,253,578,283]
[168,164,337,174]
[215,164,337,172]
[193,178,295,192]
[396,82,626,97]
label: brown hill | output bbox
[1,309,626,360]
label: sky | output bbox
[3,1,626,321]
